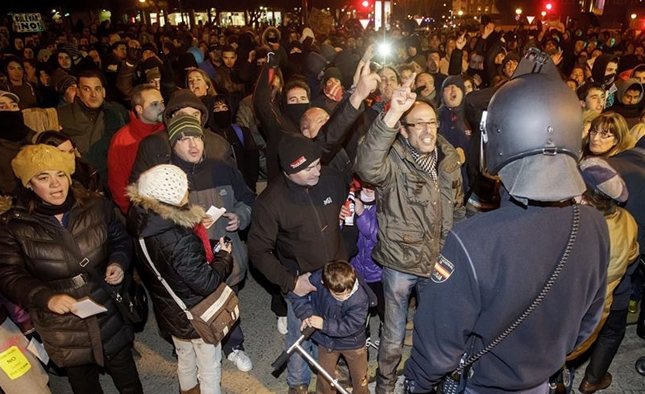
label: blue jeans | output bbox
[375,267,428,394]
[286,297,317,388]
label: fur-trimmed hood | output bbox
[126,184,205,237]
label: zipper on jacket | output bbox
[305,188,330,263]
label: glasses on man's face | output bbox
[403,120,440,131]
[589,129,615,140]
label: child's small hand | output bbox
[308,315,324,330]
[300,315,324,331]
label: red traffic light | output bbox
[362,0,370,7]
[545,3,553,10]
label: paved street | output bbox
[49,270,645,393]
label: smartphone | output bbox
[213,236,232,253]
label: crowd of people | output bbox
[0,10,644,394]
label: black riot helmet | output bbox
[481,48,586,203]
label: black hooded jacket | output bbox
[127,187,233,340]
[208,94,259,191]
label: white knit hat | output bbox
[137,164,188,206]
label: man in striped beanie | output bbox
[167,113,204,153]
[168,109,256,373]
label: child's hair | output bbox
[322,260,356,293]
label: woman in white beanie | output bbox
[0,144,143,393]
[127,164,233,394]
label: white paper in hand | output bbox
[206,206,226,222]
[27,337,49,364]
[72,297,107,319]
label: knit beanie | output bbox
[163,89,208,126]
[321,67,343,86]
[166,113,204,147]
[502,52,521,69]
[579,157,628,203]
[279,134,321,174]
[136,164,188,206]
[52,72,77,95]
[441,75,466,93]
[12,144,76,187]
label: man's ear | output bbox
[579,100,586,110]
[400,125,409,138]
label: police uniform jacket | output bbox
[404,202,608,393]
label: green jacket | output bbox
[57,98,129,187]
[354,113,466,277]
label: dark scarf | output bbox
[211,110,232,130]
[34,189,77,216]
[283,103,310,125]
[77,97,102,120]
[0,111,29,142]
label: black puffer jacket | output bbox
[126,186,233,339]
[0,188,133,368]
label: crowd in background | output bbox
[1,10,645,394]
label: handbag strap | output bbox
[457,204,581,372]
[138,238,194,320]
[77,257,125,303]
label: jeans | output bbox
[66,345,143,394]
[375,267,428,394]
[172,336,222,394]
[286,297,317,388]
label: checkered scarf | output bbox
[401,137,439,186]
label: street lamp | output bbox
[515,8,522,16]
[632,13,637,20]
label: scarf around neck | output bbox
[401,136,439,186]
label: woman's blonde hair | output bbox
[186,68,216,97]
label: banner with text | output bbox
[12,14,44,33]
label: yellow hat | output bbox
[11,144,76,187]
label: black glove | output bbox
[211,252,233,280]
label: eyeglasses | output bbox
[403,120,440,130]
[589,129,615,139]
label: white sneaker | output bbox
[227,349,253,372]
[277,316,288,335]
